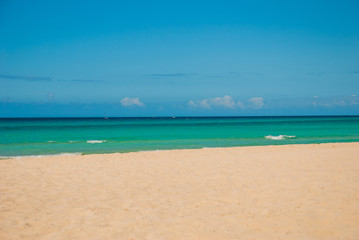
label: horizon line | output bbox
[1,115,359,119]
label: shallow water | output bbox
[1,116,359,157]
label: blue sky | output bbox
[1,0,359,117]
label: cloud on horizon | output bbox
[120,97,145,107]
[248,97,264,109]
[310,97,359,107]
[188,95,236,109]
[188,95,264,110]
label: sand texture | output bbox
[1,142,359,240]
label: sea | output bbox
[1,116,359,158]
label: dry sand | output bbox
[1,142,359,240]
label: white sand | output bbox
[1,142,359,240]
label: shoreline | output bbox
[2,141,359,160]
[1,142,359,239]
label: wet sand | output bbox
[1,142,359,240]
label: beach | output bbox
[1,142,359,240]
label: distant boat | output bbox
[171,113,176,119]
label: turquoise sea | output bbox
[1,116,359,157]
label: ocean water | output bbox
[1,116,359,157]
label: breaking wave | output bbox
[265,135,296,140]
[86,140,106,144]
[1,152,83,159]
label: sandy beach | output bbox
[0,142,359,240]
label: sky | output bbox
[0,0,359,117]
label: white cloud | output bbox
[188,95,235,109]
[212,95,236,109]
[312,101,331,107]
[313,100,348,108]
[188,100,197,108]
[199,99,211,109]
[188,99,211,109]
[249,97,264,109]
[120,97,145,107]
[188,95,264,110]
[351,94,357,97]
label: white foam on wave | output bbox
[2,152,83,159]
[47,141,55,143]
[68,140,80,143]
[265,135,296,140]
[86,140,106,144]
